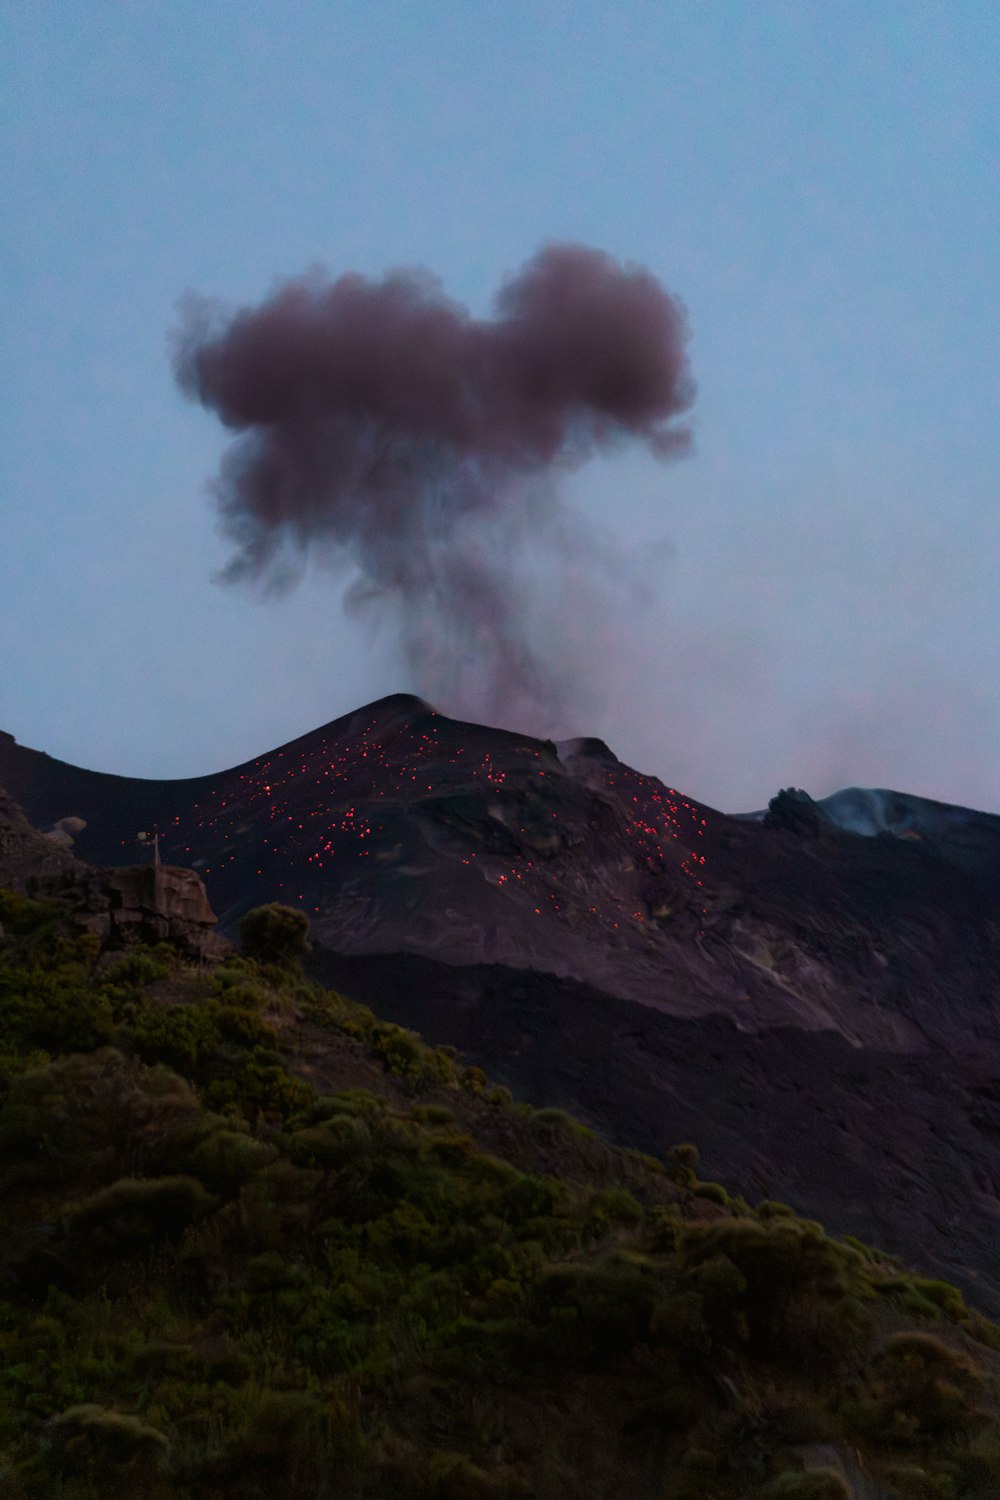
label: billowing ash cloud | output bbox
[174,244,694,733]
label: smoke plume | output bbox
[174,244,694,733]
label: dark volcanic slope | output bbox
[4,698,1000,1310]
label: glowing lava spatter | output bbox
[134,699,717,951]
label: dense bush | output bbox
[62,1174,217,1247]
[43,1402,170,1479]
[239,903,310,968]
[0,890,61,936]
[668,1216,868,1372]
[761,1471,851,1499]
[847,1331,985,1450]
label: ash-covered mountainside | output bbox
[4,696,1000,1045]
[4,697,1000,1310]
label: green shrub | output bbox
[761,1470,851,1499]
[286,1117,371,1169]
[62,1174,217,1246]
[210,978,272,1012]
[102,950,171,987]
[26,986,112,1054]
[198,1384,366,1486]
[204,1049,313,1123]
[130,1002,222,1072]
[625,1148,665,1174]
[239,904,310,968]
[411,1105,455,1126]
[0,968,113,1054]
[671,1217,866,1371]
[500,1174,560,1224]
[758,1200,796,1219]
[694,1181,730,1206]
[531,1106,594,1138]
[910,1279,966,1319]
[532,1256,659,1361]
[0,1048,199,1189]
[185,1128,277,1192]
[374,1023,427,1081]
[302,1089,383,1124]
[0,890,61,936]
[460,1065,488,1093]
[395,1445,520,1498]
[213,1002,276,1050]
[857,1332,984,1447]
[43,1403,169,1476]
[588,1185,643,1228]
[878,1463,958,1499]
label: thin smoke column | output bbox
[174,243,694,732]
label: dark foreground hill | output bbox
[2,794,1000,1498]
[4,697,1000,1318]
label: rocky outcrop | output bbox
[0,786,85,893]
[100,864,231,959]
[0,785,229,960]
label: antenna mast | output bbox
[137,830,161,866]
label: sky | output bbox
[2,1,998,813]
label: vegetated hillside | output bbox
[4,699,1000,1319]
[1,804,1000,1497]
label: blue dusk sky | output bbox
[2,1,998,812]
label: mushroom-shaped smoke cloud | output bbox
[174,244,694,734]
